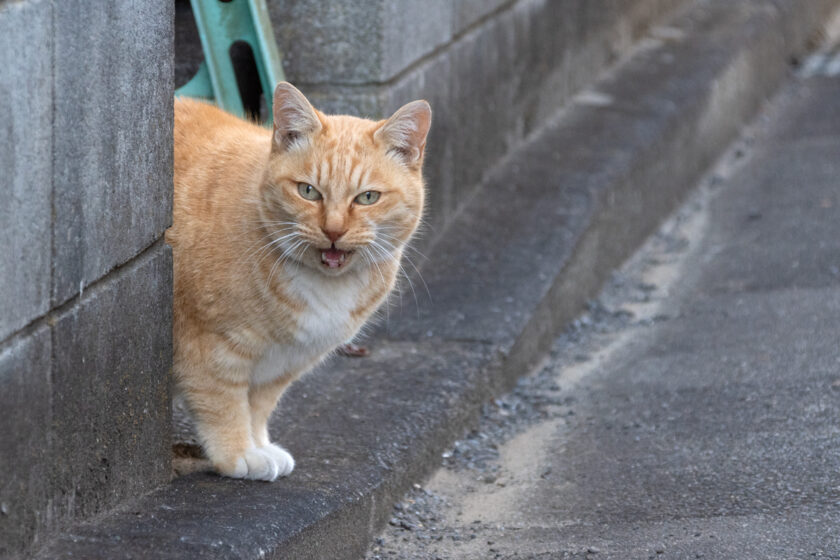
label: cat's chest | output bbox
[290,273,359,344]
[251,269,365,384]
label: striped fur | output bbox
[167,83,431,480]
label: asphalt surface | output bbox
[368,53,840,560]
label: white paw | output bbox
[221,445,294,481]
[227,448,279,481]
[260,443,295,477]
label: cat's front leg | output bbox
[184,374,287,481]
[248,375,296,477]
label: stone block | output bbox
[452,0,511,34]
[50,243,172,524]
[269,0,453,85]
[52,0,174,306]
[0,326,51,558]
[380,1,452,82]
[0,0,53,341]
[269,0,385,85]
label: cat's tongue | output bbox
[320,247,347,268]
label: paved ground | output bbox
[368,55,840,560]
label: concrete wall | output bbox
[0,1,173,557]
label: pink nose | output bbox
[323,229,345,243]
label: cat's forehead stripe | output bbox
[349,161,364,190]
[342,154,352,181]
[311,145,372,192]
[319,160,330,186]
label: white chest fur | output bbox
[250,266,369,385]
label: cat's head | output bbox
[259,82,431,277]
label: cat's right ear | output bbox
[374,100,432,167]
[272,82,322,151]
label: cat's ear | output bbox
[374,100,432,166]
[272,82,322,151]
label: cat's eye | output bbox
[354,191,381,205]
[298,183,322,201]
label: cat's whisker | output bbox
[240,226,298,260]
[267,238,306,288]
[238,220,297,244]
[368,240,420,317]
[265,238,310,293]
[266,247,292,288]
[374,256,392,324]
[292,241,311,264]
[359,248,390,325]
[256,226,302,250]
[363,246,388,288]
[395,252,432,305]
[280,239,308,266]
[374,236,431,304]
[395,262,420,318]
[243,220,299,233]
[248,232,302,272]
[377,231,429,262]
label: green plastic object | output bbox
[176,0,285,123]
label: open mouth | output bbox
[320,245,353,269]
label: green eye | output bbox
[298,183,322,201]
[354,191,381,205]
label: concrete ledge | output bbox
[34,0,836,558]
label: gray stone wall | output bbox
[0,1,173,557]
[268,0,688,240]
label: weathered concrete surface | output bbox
[0,243,173,560]
[697,79,840,294]
[370,68,840,559]
[0,1,174,557]
[52,0,174,306]
[270,0,453,85]
[268,0,684,87]
[379,0,837,380]
[40,1,836,559]
[0,0,52,341]
[0,326,51,558]
[38,341,494,560]
[50,242,173,526]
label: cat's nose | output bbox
[323,228,346,243]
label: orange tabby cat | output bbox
[167,82,431,480]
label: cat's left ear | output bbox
[374,100,432,167]
[272,82,323,151]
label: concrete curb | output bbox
[34,1,837,558]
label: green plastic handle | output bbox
[176,0,286,124]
